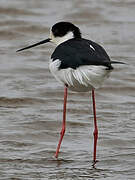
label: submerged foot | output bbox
[92,160,99,168]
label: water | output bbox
[0,0,135,179]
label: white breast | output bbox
[49,59,111,92]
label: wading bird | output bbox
[17,22,124,165]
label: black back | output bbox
[51,38,113,70]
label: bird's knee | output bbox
[93,128,98,137]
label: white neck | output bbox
[50,31,74,46]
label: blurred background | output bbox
[0,0,135,179]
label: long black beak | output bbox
[16,38,51,52]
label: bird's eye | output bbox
[52,28,59,36]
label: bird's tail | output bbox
[111,61,126,65]
[106,60,126,70]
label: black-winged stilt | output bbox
[17,22,124,165]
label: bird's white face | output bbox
[49,30,74,46]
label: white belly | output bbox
[49,59,111,92]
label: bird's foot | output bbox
[92,160,99,168]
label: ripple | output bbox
[0,97,45,107]
[0,7,41,16]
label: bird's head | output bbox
[16,22,81,52]
[50,22,81,45]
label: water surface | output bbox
[0,0,135,179]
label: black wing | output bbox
[51,38,113,70]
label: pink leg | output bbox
[55,86,68,158]
[92,89,98,165]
